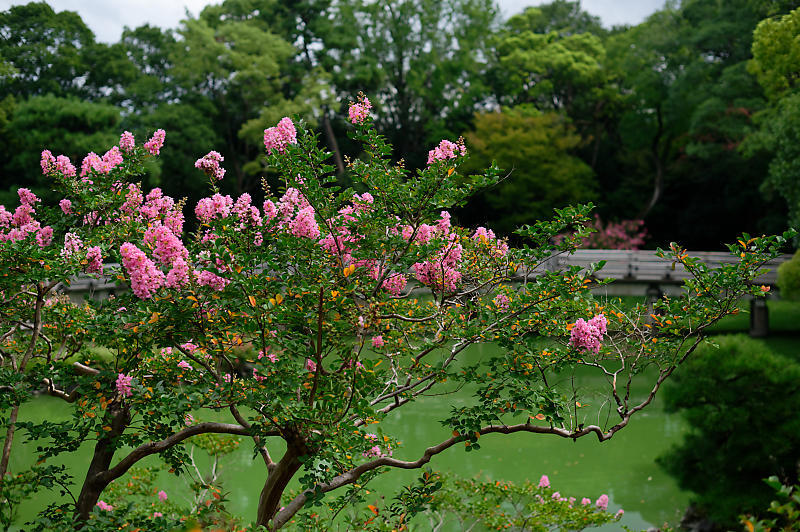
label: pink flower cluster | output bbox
[472,226,509,256]
[61,232,82,258]
[263,117,297,155]
[427,139,466,165]
[362,433,392,458]
[40,150,77,178]
[144,129,166,155]
[194,151,226,181]
[555,215,647,250]
[80,146,124,177]
[348,94,372,124]
[96,501,113,511]
[595,494,609,511]
[412,214,463,293]
[371,335,384,348]
[493,293,510,311]
[116,373,133,397]
[537,474,618,516]
[119,131,135,152]
[569,314,608,354]
[258,349,278,363]
[85,246,103,274]
[195,193,234,224]
[59,199,72,214]
[381,273,407,296]
[195,270,229,291]
[120,242,165,299]
[0,189,53,247]
[290,206,320,239]
[144,225,188,267]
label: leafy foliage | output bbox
[659,334,800,527]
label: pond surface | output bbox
[9,342,690,530]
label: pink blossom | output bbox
[144,129,166,155]
[36,226,53,247]
[195,193,234,223]
[17,188,39,206]
[55,155,76,178]
[581,497,591,505]
[538,474,550,488]
[195,270,229,291]
[263,200,277,222]
[569,314,607,354]
[85,246,103,274]
[61,232,83,259]
[41,150,56,174]
[144,225,188,266]
[121,184,144,216]
[59,199,72,214]
[253,367,268,383]
[79,147,125,176]
[382,273,407,295]
[177,361,191,371]
[427,139,466,164]
[363,445,382,457]
[615,509,624,518]
[184,414,194,426]
[120,242,165,299]
[116,373,133,397]
[493,294,510,311]
[304,358,317,372]
[152,512,163,518]
[157,490,168,502]
[258,349,278,363]
[263,117,297,155]
[290,206,320,239]
[180,342,198,353]
[552,491,561,499]
[96,500,113,511]
[120,131,135,152]
[371,336,384,348]
[166,257,191,289]
[595,494,609,511]
[348,94,372,124]
[194,150,226,181]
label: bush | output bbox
[777,249,800,300]
[658,334,800,528]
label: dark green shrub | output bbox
[658,334,800,528]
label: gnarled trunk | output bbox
[256,445,305,529]
[74,404,130,522]
[0,404,19,478]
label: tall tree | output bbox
[0,2,95,98]
[460,106,596,236]
[745,7,800,231]
[318,0,501,168]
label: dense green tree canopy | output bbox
[0,0,797,248]
[460,106,596,235]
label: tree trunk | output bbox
[637,104,665,220]
[256,446,305,529]
[0,404,19,478]
[74,405,130,522]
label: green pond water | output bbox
[9,342,690,531]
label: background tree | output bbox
[459,105,596,235]
[746,7,800,232]
[658,334,800,528]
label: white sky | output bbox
[0,0,667,43]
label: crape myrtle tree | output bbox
[0,95,792,531]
